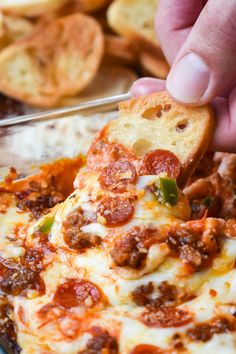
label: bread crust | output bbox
[0,13,104,107]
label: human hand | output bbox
[131,0,236,152]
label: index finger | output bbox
[155,0,206,63]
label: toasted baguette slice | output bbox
[140,51,169,79]
[0,0,67,17]
[0,13,104,107]
[59,63,137,106]
[96,92,214,185]
[107,0,159,51]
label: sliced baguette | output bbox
[90,91,214,186]
[0,0,67,17]
[0,13,104,107]
[107,0,159,51]
[59,63,137,106]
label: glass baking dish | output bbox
[0,99,118,178]
[0,96,119,354]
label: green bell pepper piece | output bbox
[38,216,54,234]
[156,177,179,205]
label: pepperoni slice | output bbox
[97,197,135,227]
[130,344,168,354]
[99,159,137,192]
[143,149,181,179]
[141,307,193,328]
[53,279,102,309]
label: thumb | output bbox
[166,0,236,105]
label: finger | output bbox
[210,87,236,152]
[166,0,236,105]
[155,0,204,63]
[130,78,166,96]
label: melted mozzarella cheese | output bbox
[0,206,29,259]
[9,168,236,353]
[187,333,236,354]
[14,296,92,354]
[14,238,236,354]
[80,223,107,238]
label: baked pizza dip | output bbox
[0,92,236,354]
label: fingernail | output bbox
[131,78,166,96]
[166,53,210,104]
